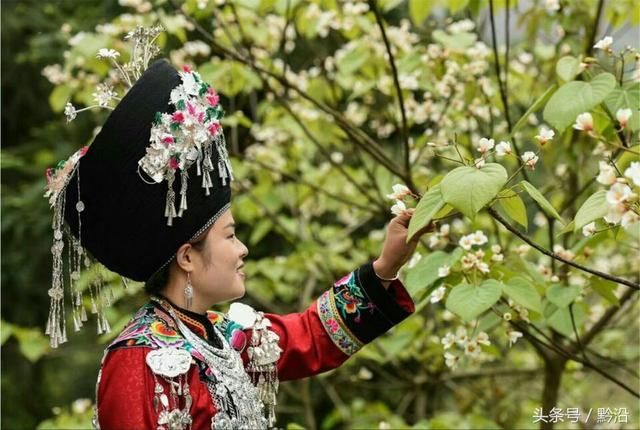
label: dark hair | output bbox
[143,234,209,296]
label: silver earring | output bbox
[184,273,193,310]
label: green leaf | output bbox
[546,302,586,337]
[498,192,528,230]
[546,284,581,307]
[589,278,620,306]
[512,84,557,135]
[543,73,617,131]
[407,185,445,242]
[574,190,609,231]
[519,180,564,224]
[615,144,640,172]
[49,85,73,112]
[13,327,49,362]
[432,30,477,51]
[556,220,575,236]
[556,56,582,82]
[503,277,542,313]
[1,320,13,345]
[604,83,640,132]
[440,164,508,221]
[446,280,503,322]
[405,248,463,296]
[409,0,434,25]
[249,219,272,244]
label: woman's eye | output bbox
[228,233,235,239]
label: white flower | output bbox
[386,184,411,200]
[474,157,486,168]
[476,331,491,346]
[621,210,640,228]
[390,200,407,216]
[606,183,634,205]
[582,221,597,237]
[544,0,560,12]
[593,36,613,51]
[407,253,422,269]
[441,333,456,349]
[96,48,120,59]
[455,327,468,345]
[92,83,117,107]
[64,102,77,122]
[604,203,626,224]
[437,265,451,278]
[430,286,447,303]
[495,141,512,157]
[477,262,490,273]
[476,137,495,153]
[573,112,594,132]
[464,340,481,358]
[471,230,488,246]
[459,235,474,250]
[535,126,555,145]
[596,161,617,185]
[507,330,523,346]
[616,108,633,128]
[491,253,504,262]
[503,312,512,321]
[439,224,450,236]
[71,398,92,415]
[624,161,640,186]
[522,151,539,169]
[444,352,459,369]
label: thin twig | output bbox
[369,0,411,177]
[488,208,640,290]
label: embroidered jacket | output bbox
[95,262,414,429]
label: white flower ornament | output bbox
[138,65,233,226]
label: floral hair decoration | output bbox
[138,65,233,226]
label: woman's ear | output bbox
[175,243,195,272]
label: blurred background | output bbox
[2,0,639,428]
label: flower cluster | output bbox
[385,184,416,216]
[441,327,492,369]
[138,66,232,225]
[590,160,640,231]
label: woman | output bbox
[45,47,430,429]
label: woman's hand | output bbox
[373,210,435,284]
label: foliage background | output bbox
[2,0,639,429]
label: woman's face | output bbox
[191,209,249,305]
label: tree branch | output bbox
[488,207,640,290]
[369,0,411,177]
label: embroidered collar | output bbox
[154,296,223,348]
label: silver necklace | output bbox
[171,310,268,429]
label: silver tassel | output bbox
[80,306,88,322]
[178,170,188,217]
[164,175,177,226]
[73,310,81,332]
[96,316,103,335]
[102,315,111,334]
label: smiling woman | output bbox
[41,29,431,430]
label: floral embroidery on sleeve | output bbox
[317,272,369,356]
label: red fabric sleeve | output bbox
[96,347,215,430]
[265,304,349,381]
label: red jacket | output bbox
[96,262,414,429]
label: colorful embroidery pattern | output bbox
[333,272,376,324]
[317,272,368,356]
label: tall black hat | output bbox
[63,59,231,282]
